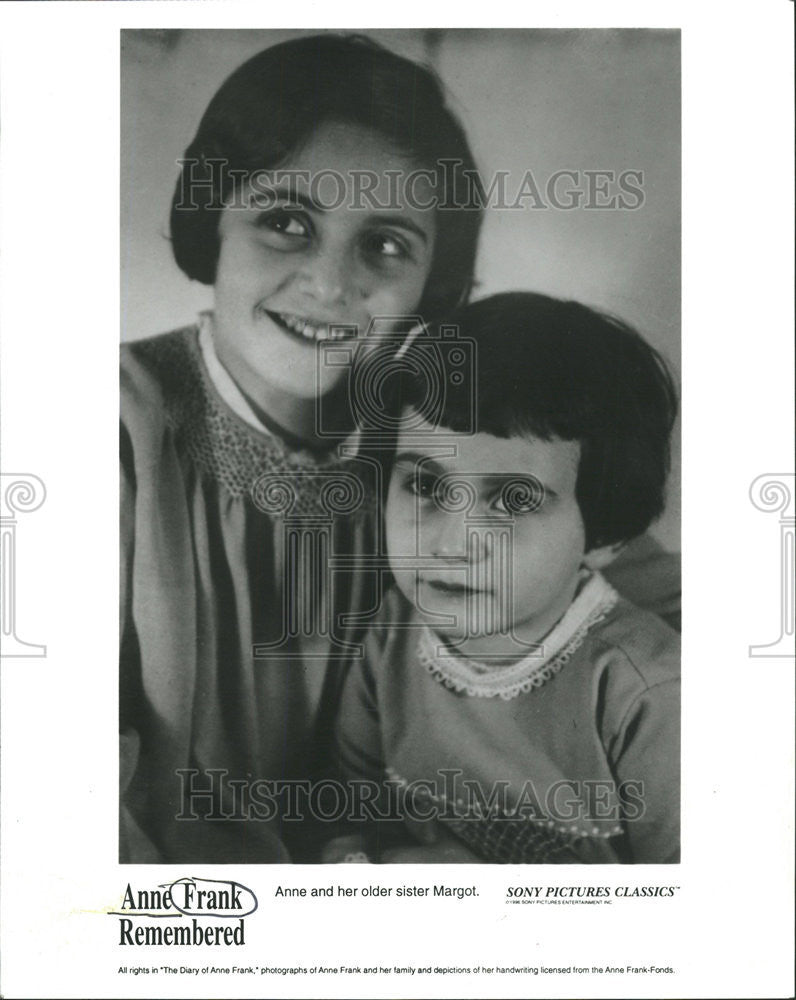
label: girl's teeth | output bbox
[274,312,351,341]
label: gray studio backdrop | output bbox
[121,28,680,550]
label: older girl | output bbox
[120,33,482,862]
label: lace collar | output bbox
[129,325,367,515]
[417,571,618,700]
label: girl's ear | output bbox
[583,542,624,571]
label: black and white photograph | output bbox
[120,28,681,866]
[0,5,793,999]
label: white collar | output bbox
[197,312,272,434]
[197,312,366,460]
[417,571,619,700]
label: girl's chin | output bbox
[259,316,318,355]
[264,371,342,402]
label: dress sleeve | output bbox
[312,641,379,862]
[119,419,165,861]
[610,678,681,863]
[602,533,681,631]
[334,635,385,784]
[331,630,494,866]
[120,420,135,652]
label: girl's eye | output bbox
[362,230,411,265]
[489,495,515,516]
[257,208,310,239]
[490,479,546,515]
[404,473,435,499]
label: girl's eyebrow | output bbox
[393,459,559,501]
[253,186,322,213]
[364,215,430,245]
[481,473,558,499]
[393,452,447,475]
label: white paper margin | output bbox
[0,2,793,999]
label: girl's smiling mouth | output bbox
[258,307,358,343]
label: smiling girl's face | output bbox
[211,121,437,421]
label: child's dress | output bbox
[334,572,680,864]
[120,318,377,862]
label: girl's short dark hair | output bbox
[399,292,678,550]
[170,33,483,320]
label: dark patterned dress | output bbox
[120,325,377,862]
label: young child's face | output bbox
[386,412,588,659]
[211,121,436,405]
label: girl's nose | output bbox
[428,513,488,564]
[298,245,358,309]
[430,514,464,559]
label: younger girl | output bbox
[332,294,680,864]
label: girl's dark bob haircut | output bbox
[170,33,484,320]
[398,292,679,551]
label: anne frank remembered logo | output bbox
[109,877,257,946]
